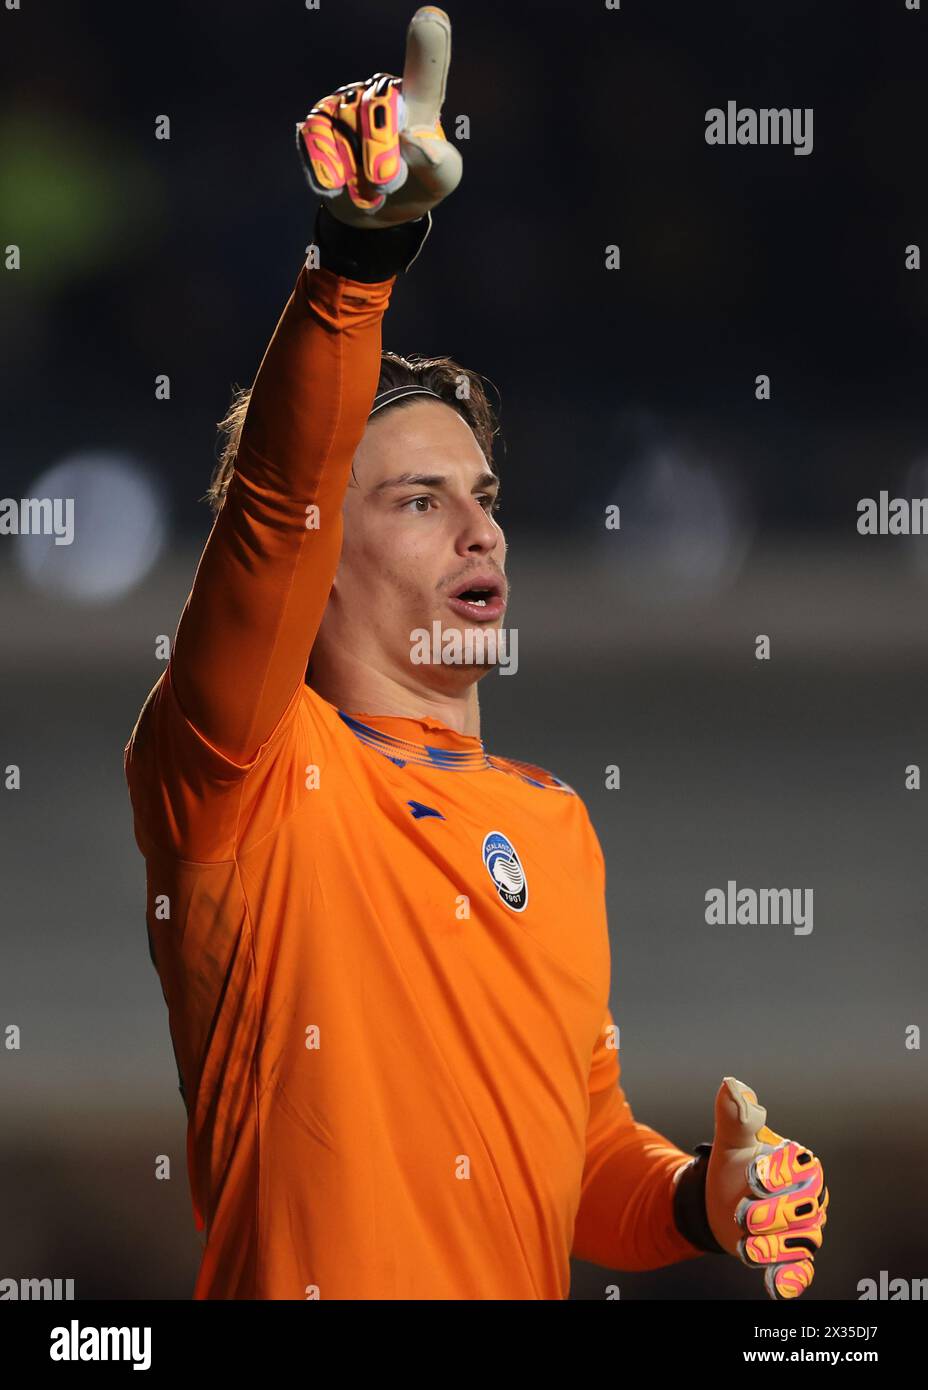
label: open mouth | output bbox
[455,585,495,607]
[446,577,506,622]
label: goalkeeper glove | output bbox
[705,1076,829,1300]
[296,5,462,229]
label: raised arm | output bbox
[169,7,460,765]
[169,223,415,764]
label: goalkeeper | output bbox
[125,6,828,1300]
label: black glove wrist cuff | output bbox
[312,202,432,282]
[673,1141,726,1254]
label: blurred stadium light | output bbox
[15,451,166,601]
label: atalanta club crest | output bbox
[482,831,528,912]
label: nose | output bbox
[454,499,502,559]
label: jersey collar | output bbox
[338,709,491,771]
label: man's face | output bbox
[316,398,508,692]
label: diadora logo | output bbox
[407,800,444,820]
[482,831,528,912]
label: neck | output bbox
[308,654,482,738]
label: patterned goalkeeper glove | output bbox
[706,1076,829,1299]
[296,5,462,229]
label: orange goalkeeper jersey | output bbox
[124,252,704,1299]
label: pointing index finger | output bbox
[401,6,452,130]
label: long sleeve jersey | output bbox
[124,234,705,1299]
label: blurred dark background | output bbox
[1,0,926,1300]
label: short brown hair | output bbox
[206,351,502,515]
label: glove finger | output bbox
[359,74,408,195]
[401,6,452,130]
[329,82,389,212]
[736,1187,829,1253]
[739,1214,826,1270]
[748,1140,824,1199]
[736,1185,825,1236]
[765,1258,816,1301]
[297,93,350,198]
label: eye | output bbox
[401,495,435,513]
[478,493,501,513]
